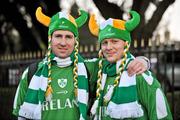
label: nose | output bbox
[107,42,112,50]
[59,37,66,46]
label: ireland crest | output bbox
[58,78,67,88]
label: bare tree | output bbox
[0,0,176,53]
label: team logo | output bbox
[58,78,67,88]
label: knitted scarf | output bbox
[19,52,89,120]
[91,53,144,119]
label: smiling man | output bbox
[12,7,89,120]
[101,38,125,63]
[89,10,173,120]
[51,30,76,58]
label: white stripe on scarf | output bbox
[78,63,88,78]
[29,75,47,91]
[118,71,136,87]
[107,101,143,119]
[19,102,41,120]
[78,89,88,104]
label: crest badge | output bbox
[58,78,67,88]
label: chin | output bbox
[59,55,69,59]
[55,53,68,58]
[106,57,116,63]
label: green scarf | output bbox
[91,53,144,119]
[19,52,89,120]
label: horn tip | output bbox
[36,6,42,14]
[37,6,42,11]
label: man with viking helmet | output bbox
[12,6,150,120]
[13,7,89,120]
[89,11,173,119]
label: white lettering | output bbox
[65,99,72,108]
[50,99,57,110]
[57,99,65,109]
[42,98,77,111]
[42,101,49,111]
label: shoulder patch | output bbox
[142,71,153,85]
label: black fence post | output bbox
[171,43,175,119]
[163,44,168,94]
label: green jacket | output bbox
[85,59,172,120]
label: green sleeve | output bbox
[84,58,99,92]
[12,67,29,117]
[84,58,99,111]
[136,71,173,120]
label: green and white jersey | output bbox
[100,71,173,120]
[42,65,79,120]
[13,64,80,120]
[13,58,97,120]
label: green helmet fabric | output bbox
[98,11,140,43]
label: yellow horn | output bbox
[69,15,77,27]
[113,19,125,30]
[35,7,51,27]
[88,14,99,36]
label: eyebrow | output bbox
[54,34,74,37]
[65,34,74,38]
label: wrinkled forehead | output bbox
[102,38,124,43]
[52,30,74,36]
